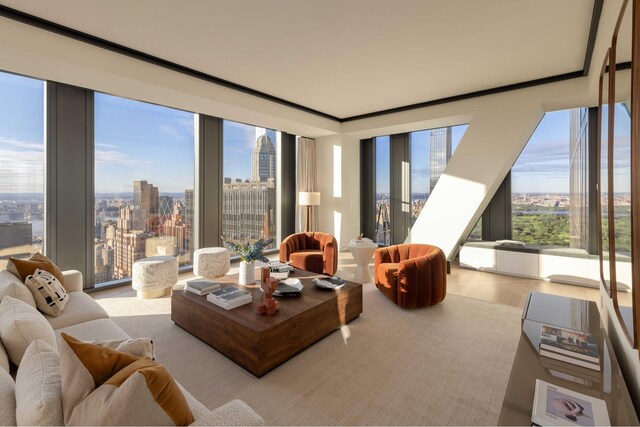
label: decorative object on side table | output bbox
[532,379,610,426]
[257,276,279,315]
[223,237,274,286]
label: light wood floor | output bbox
[96,252,601,309]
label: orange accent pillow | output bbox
[7,253,65,286]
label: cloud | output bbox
[0,136,44,151]
[95,149,154,165]
[95,142,118,149]
[0,148,44,193]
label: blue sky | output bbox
[223,121,277,181]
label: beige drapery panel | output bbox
[296,137,318,232]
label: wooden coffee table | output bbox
[171,269,363,377]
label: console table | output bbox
[498,292,638,425]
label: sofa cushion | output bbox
[24,269,69,317]
[191,400,265,426]
[0,338,8,373]
[45,291,109,330]
[0,367,16,426]
[0,270,36,308]
[0,296,57,366]
[60,333,194,426]
[15,339,64,427]
[55,318,130,343]
[8,253,66,286]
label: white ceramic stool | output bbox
[193,247,230,279]
[132,256,178,299]
[348,239,378,284]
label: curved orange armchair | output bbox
[374,243,446,308]
[279,232,338,275]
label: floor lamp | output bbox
[299,191,321,232]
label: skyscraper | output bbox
[158,195,174,219]
[133,180,159,214]
[429,127,452,193]
[251,128,276,182]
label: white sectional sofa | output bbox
[0,268,264,426]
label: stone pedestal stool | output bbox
[132,256,178,299]
[193,247,231,279]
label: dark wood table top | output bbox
[177,268,362,333]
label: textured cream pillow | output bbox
[0,296,57,365]
[0,367,16,426]
[0,270,36,308]
[60,333,194,426]
[94,337,155,360]
[24,269,68,317]
[15,339,63,427]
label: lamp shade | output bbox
[299,191,321,206]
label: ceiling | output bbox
[0,0,596,120]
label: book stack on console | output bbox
[207,286,252,310]
[539,325,600,371]
[269,261,295,279]
[185,278,220,296]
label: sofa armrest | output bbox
[61,270,83,292]
[190,400,264,426]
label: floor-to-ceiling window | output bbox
[94,93,195,285]
[0,71,45,269]
[374,136,391,245]
[222,120,279,249]
[511,108,588,247]
[409,125,468,225]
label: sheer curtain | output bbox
[296,137,318,232]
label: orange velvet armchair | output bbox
[374,243,446,308]
[279,232,338,276]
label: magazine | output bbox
[532,380,609,426]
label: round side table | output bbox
[348,242,378,284]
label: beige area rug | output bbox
[94,285,521,425]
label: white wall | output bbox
[314,134,360,250]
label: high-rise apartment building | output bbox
[133,180,159,214]
[251,128,276,182]
[118,206,147,232]
[569,107,589,250]
[223,179,275,242]
[430,127,452,193]
[184,189,194,255]
[114,228,150,279]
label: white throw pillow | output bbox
[0,270,36,308]
[15,339,63,427]
[0,296,57,365]
[0,367,16,426]
[24,269,68,317]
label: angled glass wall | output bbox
[511,108,588,247]
[409,124,468,225]
[0,71,45,269]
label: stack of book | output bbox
[185,278,220,296]
[539,325,600,371]
[207,286,252,310]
